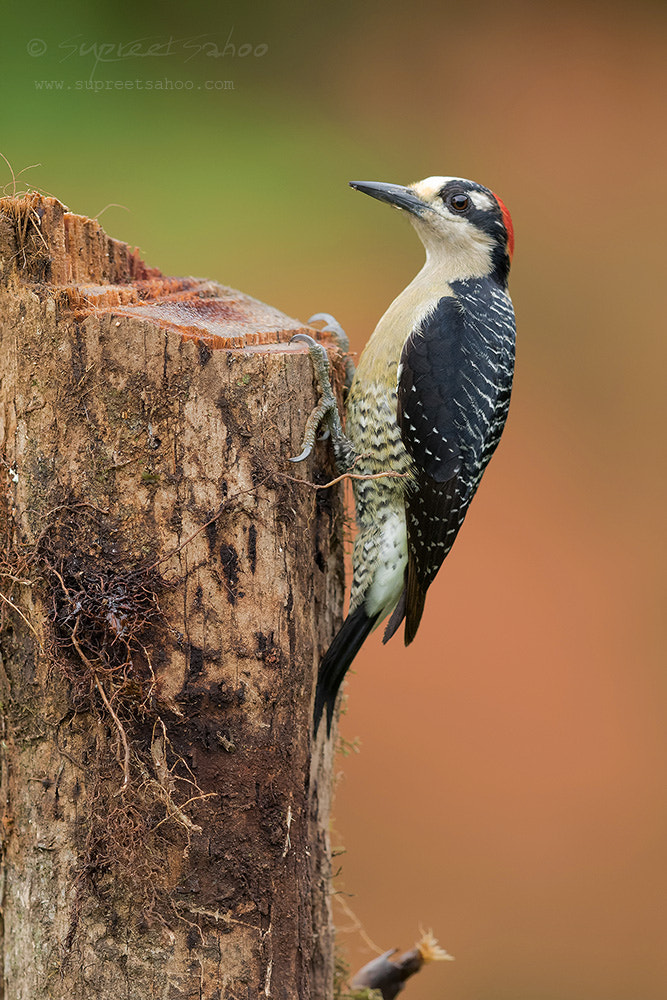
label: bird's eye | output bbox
[448,193,470,212]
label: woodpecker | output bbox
[292,176,516,734]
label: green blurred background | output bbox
[2,0,666,996]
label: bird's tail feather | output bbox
[404,557,427,645]
[314,606,375,736]
[382,588,406,644]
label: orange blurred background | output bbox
[2,1,666,996]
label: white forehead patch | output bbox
[411,176,455,201]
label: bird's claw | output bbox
[289,332,343,463]
[307,312,350,354]
[291,332,320,349]
[289,442,315,464]
[307,313,355,389]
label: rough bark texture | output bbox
[0,194,345,998]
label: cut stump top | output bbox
[0,193,316,350]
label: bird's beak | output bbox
[349,181,429,217]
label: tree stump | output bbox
[0,193,345,998]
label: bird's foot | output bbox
[307,312,349,353]
[307,312,355,389]
[289,333,352,469]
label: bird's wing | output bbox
[396,288,512,642]
[396,295,467,483]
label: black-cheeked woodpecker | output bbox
[292,175,516,734]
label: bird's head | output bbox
[350,175,514,287]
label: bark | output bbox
[0,194,345,998]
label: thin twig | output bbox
[150,791,217,832]
[70,622,130,793]
[279,468,409,491]
[92,670,131,795]
[175,903,262,933]
[0,589,43,649]
[0,151,17,195]
[0,571,33,585]
[333,894,384,955]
